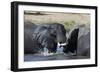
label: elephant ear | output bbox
[64,28,79,53]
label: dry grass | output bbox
[24,11,90,29]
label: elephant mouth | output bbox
[41,42,67,56]
[56,42,67,53]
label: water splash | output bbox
[56,47,64,54]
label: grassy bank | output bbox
[24,11,90,29]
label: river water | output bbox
[24,48,89,62]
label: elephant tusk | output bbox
[57,42,67,47]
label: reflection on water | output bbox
[24,48,90,62]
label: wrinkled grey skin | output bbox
[43,23,67,44]
[24,22,40,53]
[24,22,66,54]
[32,25,57,53]
[77,27,90,57]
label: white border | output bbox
[18,5,95,68]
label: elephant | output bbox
[77,26,90,57]
[24,22,67,55]
[43,23,67,44]
[63,25,90,57]
[63,27,79,55]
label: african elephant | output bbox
[63,27,79,55]
[63,26,90,57]
[24,22,67,55]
